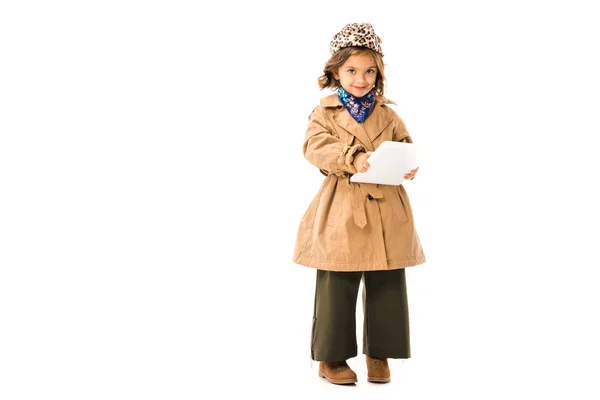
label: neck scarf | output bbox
[337,86,375,124]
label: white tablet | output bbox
[349,141,419,186]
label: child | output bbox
[293,22,426,385]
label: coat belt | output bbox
[350,182,383,229]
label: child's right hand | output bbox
[353,151,372,173]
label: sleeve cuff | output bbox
[338,143,365,174]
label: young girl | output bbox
[293,23,426,385]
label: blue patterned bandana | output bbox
[337,86,375,124]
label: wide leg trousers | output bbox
[310,268,411,362]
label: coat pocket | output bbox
[386,187,409,225]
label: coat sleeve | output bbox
[392,111,414,144]
[302,106,365,176]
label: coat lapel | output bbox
[333,109,375,151]
[321,94,396,152]
[363,103,394,143]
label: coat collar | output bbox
[320,94,396,151]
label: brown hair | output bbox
[318,47,386,96]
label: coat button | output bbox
[367,194,374,200]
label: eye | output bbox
[366,69,376,74]
[347,68,356,74]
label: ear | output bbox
[333,69,340,80]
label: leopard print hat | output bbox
[329,23,383,56]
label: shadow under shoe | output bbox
[318,361,358,385]
[366,355,391,383]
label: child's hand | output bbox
[353,151,372,173]
[404,167,419,180]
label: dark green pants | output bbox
[311,268,410,362]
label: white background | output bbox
[1,0,599,399]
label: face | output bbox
[334,52,378,97]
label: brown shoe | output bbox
[366,355,391,383]
[318,361,357,385]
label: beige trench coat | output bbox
[293,94,426,271]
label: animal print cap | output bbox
[329,23,383,56]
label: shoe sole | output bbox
[367,376,391,383]
[318,370,357,384]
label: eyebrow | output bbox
[345,66,378,69]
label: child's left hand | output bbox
[404,167,419,180]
